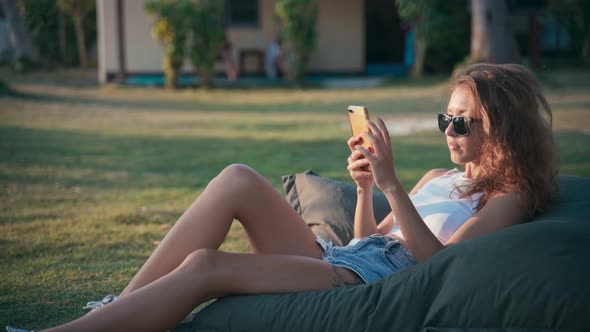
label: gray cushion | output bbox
[281,170,390,246]
[176,174,590,332]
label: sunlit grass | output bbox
[0,67,589,329]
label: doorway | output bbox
[364,0,405,75]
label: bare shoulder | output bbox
[445,190,529,245]
[483,191,530,224]
[409,168,449,195]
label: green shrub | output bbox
[145,0,190,89]
[0,79,13,95]
[188,0,224,88]
[549,0,590,65]
[146,0,224,89]
[275,0,318,85]
[396,0,470,77]
[423,0,470,74]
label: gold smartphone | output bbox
[348,105,371,148]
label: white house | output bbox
[96,0,406,83]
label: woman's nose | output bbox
[444,121,457,137]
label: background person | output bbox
[265,36,286,79]
[220,31,238,81]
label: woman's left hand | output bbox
[354,117,399,192]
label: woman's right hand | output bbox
[347,136,374,189]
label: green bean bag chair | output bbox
[175,174,590,332]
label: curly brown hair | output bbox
[453,63,558,215]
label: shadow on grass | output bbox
[4,85,588,118]
[3,81,450,115]
[2,125,586,193]
[0,80,17,96]
[0,126,448,191]
[536,67,590,91]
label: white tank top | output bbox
[389,169,483,244]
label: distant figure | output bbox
[265,36,286,79]
[221,31,238,81]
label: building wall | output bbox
[97,0,364,83]
[312,0,364,72]
[97,0,119,82]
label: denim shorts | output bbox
[317,234,416,284]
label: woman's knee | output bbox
[178,248,219,274]
[219,163,257,178]
[214,164,263,190]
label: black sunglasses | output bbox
[437,113,478,136]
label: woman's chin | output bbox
[449,152,467,165]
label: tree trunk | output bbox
[412,33,426,78]
[72,11,88,67]
[58,10,67,64]
[0,0,38,61]
[470,0,519,63]
[582,32,590,65]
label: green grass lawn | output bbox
[1,67,589,329]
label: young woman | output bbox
[7,63,557,332]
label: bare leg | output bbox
[120,164,322,296]
[42,250,362,332]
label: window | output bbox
[225,0,259,27]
